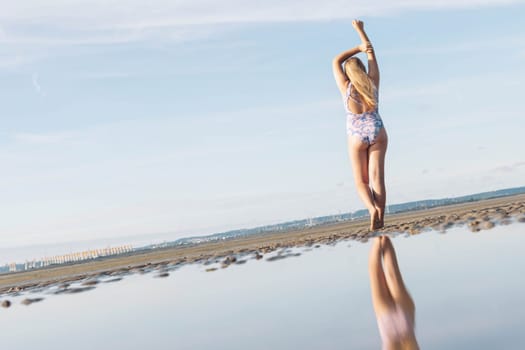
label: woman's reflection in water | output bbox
[369,236,420,350]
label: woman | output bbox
[332,20,388,231]
[369,236,419,349]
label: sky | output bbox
[1,0,525,247]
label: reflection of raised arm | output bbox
[352,20,379,88]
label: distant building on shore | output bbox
[1,244,134,274]
[8,262,17,273]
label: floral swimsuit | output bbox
[343,82,384,145]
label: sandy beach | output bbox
[1,193,524,295]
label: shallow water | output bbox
[1,223,524,350]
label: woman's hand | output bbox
[359,41,373,53]
[352,19,364,31]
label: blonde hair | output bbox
[344,57,377,110]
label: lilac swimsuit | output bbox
[377,305,415,348]
[343,82,384,145]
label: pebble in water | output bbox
[103,277,123,283]
[54,286,96,295]
[223,256,237,264]
[500,218,513,225]
[154,272,170,278]
[82,280,100,286]
[221,255,237,268]
[469,225,481,233]
[266,252,301,262]
[21,298,44,306]
[1,300,11,308]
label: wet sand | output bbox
[1,194,524,296]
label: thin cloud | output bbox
[492,161,525,173]
[31,72,44,96]
[0,1,522,71]
[383,34,525,56]
[383,70,524,101]
[13,131,76,145]
[0,53,47,68]
[1,1,522,45]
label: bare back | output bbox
[345,81,367,115]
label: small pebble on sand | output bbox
[469,225,481,233]
[481,221,495,230]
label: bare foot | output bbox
[370,209,381,231]
[375,207,385,229]
[377,218,384,230]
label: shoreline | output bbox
[1,193,524,292]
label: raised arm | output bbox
[332,45,366,96]
[352,20,379,88]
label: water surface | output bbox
[1,223,524,349]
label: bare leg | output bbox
[369,237,394,316]
[348,136,379,230]
[380,236,415,319]
[369,128,388,228]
